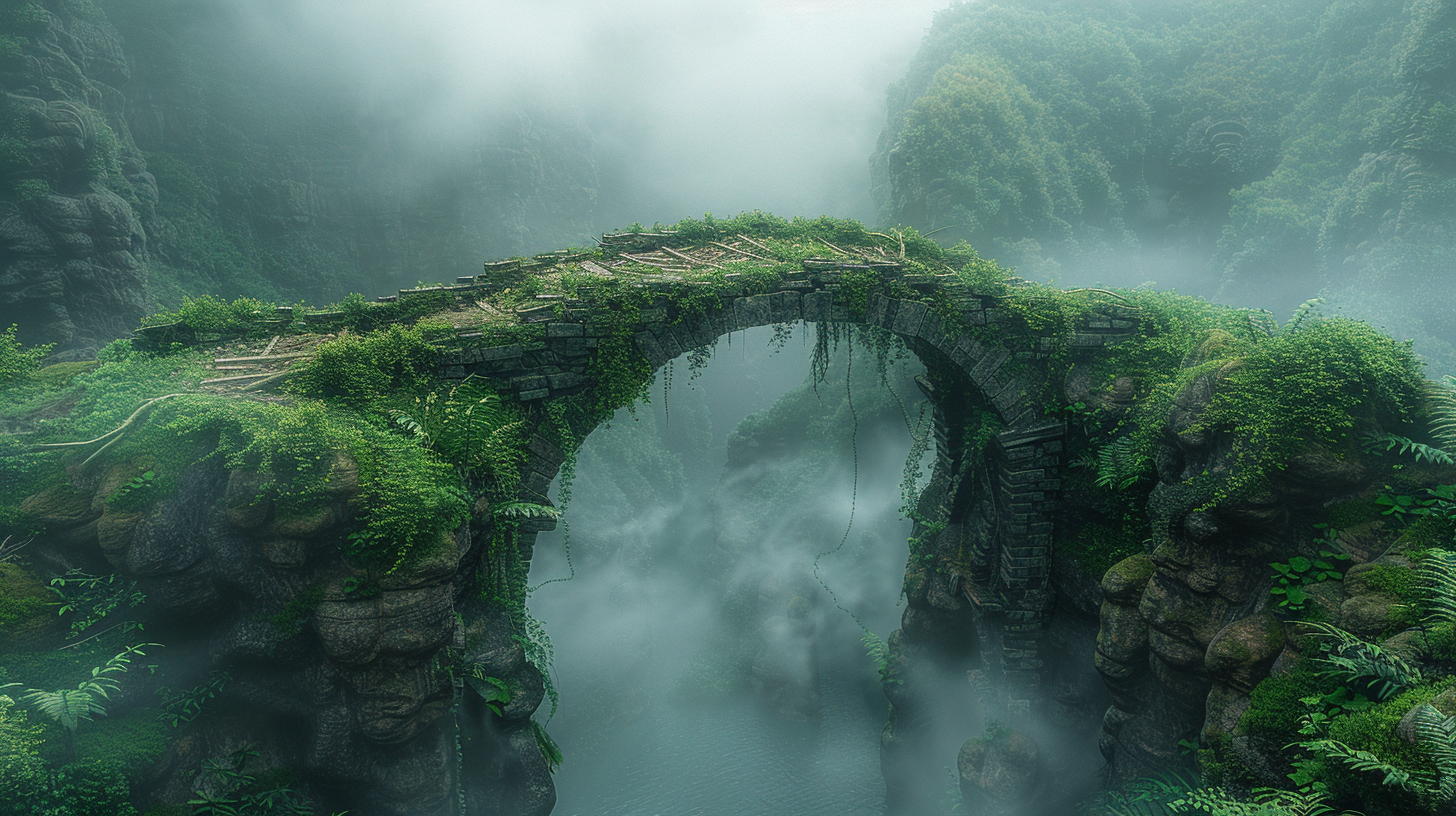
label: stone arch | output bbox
[437,266,1141,698]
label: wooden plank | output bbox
[710,240,770,262]
[202,372,274,384]
[214,352,311,364]
[661,245,723,270]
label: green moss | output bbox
[1362,564,1420,601]
[1429,621,1456,662]
[267,585,325,638]
[1326,498,1386,531]
[0,562,51,632]
[1399,515,1456,559]
[1199,320,1425,502]
[1060,521,1147,580]
[72,708,167,782]
[1324,679,1456,809]
[1241,661,1328,745]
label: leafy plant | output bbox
[389,376,526,487]
[1362,432,1455,465]
[50,571,146,640]
[0,643,158,758]
[1304,622,1420,703]
[187,743,346,816]
[1269,552,1347,611]
[532,720,563,774]
[463,674,512,718]
[0,324,51,385]
[156,671,231,728]
[1283,298,1325,335]
[1420,549,1456,627]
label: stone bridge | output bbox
[420,230,1140,697]
[109,225,1151,815]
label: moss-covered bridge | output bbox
[8,214,1438,816]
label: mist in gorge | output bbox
[528,324,925,815]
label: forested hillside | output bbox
[0,0,600,354]
[874,0,1456,369]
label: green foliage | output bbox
[28,349,472,570]
[1193,319,1426,502]
[0,644,157,757]
[139,296,279,336]
[288,324,440,408]
[1363,432,1455,466]
[1241,662,1329,745]
[186,743,339,816]
[0,324,52,385]
[1421,549,1456,627]
[1304,622,1421,703]
[0,561,50,631]
[1269,551,1347,612]
[463,674,512,717]
[49,571,146,641]
[390,376,525,490]
[155,672,230,728]
[531,720,563,774]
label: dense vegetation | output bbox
[875,0,1456,370]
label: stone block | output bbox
[892,300,927,337]
[527,436,565,467]
[634,331,666,365]
[657,327,684,361]
[803,291,832,323]
[970,348,1011,389]
[546,322,584,337]
[547,372,584,391]
[479,345,524,362]
[517,388,549,401]
[554,338,589,357]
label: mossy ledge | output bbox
[1,212,1449,815]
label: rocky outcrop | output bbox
[0,1,153,354]
[1092,360,1448,786]
[22,450,548,816]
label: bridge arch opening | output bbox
[526,322,951,815]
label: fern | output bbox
[1360,430,1455,465]
[1249,787,1348,816]
[1420,549,1456,627]
[1304,622,1421,701]
[1094,436,1148,490]
[1412,704,1456,802]
[493,502,562,521]
[1297,736,1432,793]
[0,643,157,756]
[1284,298,1325,334]
[862,631,895,684]
[532,719,563,773]
[1426,376,1456,451]
[514,610,558,720]
[395,376,526,490]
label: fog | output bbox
[523,325,1105,816]
[216,0,950,230]
[529,326,925,814]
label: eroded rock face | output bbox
[0,2,153,354]
[1093,363,1389,783]
[26,453,546,816]
[958,725,1043,814]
